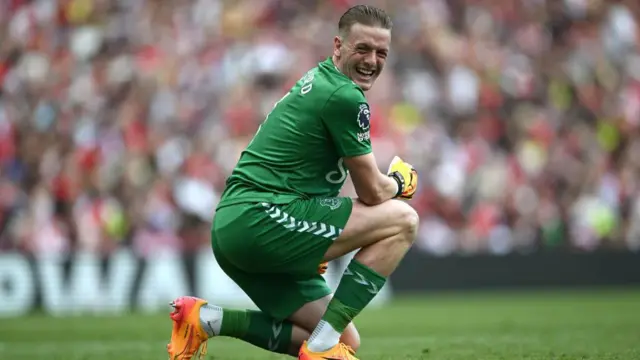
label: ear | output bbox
[333,36,342,57]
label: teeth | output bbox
[357,69,373,76]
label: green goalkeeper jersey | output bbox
[216,57,372,209]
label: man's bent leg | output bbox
[183,295,360,357]
[199,302,311,356]
[206,211,350,357]
[167,294,310,358]
[322,199,419,264]
[305,199,419,353]
[212,199,365,357]
[288,295,360,352]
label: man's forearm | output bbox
[358,173,399,206]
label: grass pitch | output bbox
[1,288,639,360]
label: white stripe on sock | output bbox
[199,304,223,338]
[307,320,341,352]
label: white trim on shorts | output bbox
[260,202,343,241]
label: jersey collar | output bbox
[322,57,355,85]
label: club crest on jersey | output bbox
[320,198,343,210]
[357,103,370,131]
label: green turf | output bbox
[1,288,639,359]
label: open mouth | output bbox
[356,67,375,78]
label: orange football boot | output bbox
[298,341,358,360]
[167,296,210,360]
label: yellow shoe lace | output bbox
[339,343,356,356]
[198,341,208,360]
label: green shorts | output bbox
[211,197,353,320]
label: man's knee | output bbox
[352,198,419,234]
[391,200,419,241]
[373,199,419,245]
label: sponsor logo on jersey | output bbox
[357,131,370,142]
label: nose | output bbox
[363,52,376,66]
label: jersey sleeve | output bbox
[321,85,372,157]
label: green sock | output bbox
[323,259,387,332]
[219,309,293,354]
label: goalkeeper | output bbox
[167,5,419,360]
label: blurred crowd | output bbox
[0,0,639,257]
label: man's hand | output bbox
[387,156,418,199]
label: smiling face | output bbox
[332,23,391,91]
[331,5,393,92]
